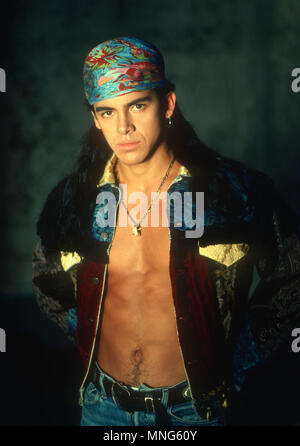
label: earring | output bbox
[167,115,172,128]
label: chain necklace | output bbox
[114,157,175,236]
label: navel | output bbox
[132,348,143,364]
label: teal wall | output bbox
[1,0,300,295]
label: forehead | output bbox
[93,89,157,109]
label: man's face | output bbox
[91,89,175,165]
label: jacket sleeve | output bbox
[32,237,78,345]
[232,173,300,385]
[248,179,300,363]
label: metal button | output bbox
[92,277,99,285]
[88,318,94,323]
[178,316,184,321]
[101,231,108,241]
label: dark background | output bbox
[0,0,299,426]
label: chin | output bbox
[116,150,149,165]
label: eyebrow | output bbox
[94,95,153,113]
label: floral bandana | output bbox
[83,37,168,105]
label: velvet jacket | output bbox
[32,149,300,415]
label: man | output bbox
[32,37,300,426]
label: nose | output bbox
[117,111,135,135]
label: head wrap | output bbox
[83,37,168,105]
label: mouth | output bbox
[117,141,140,151]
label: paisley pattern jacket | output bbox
[32,151,300,415]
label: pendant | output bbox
[132,225,141,236]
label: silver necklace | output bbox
[114,157,175,236]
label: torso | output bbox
[96,162,187,388]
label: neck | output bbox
[115,144,176,192]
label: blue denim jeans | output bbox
[80,364,227,426]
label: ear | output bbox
[165,91,176,119]
[91,109,102,130]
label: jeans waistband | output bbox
[89,362,230,422]
[93,361,190,398]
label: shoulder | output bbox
[196,149,279,241]
[213,152,273,194]
[191,147,274,204]
[208,151,300,238]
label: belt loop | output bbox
[94,361,108,398]
[160,387,170,408]
[99,371,107,398]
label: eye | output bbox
[132,103,145,111]
[101,110,113,118]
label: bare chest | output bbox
[108,224,170,280]
[108,199,171,277]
